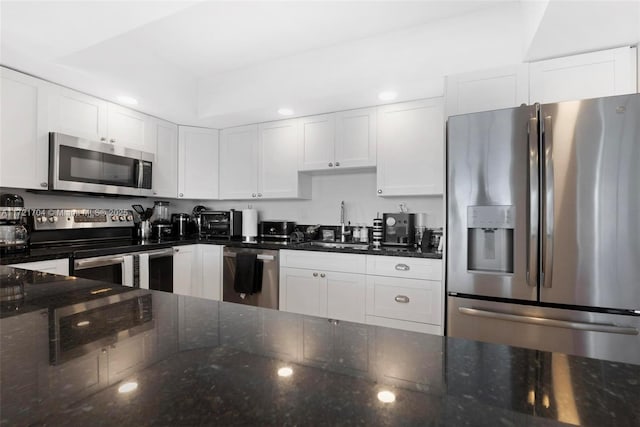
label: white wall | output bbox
[2,171,444,228]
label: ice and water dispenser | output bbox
[467,206,515,274]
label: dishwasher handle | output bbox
[223,252,275,262]
[74,256,126,270]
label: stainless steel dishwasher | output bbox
[222,247,279,309]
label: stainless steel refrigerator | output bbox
[446,93,640,365]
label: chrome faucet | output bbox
[339,201,350,242]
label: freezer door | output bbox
[447,105,538,301]
[448,296,640,365]
[540,94,640,311]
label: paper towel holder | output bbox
[242,208,258,243]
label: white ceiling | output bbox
[1,1,639,128]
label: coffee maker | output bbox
[382,212,415,247]
[0,193,29,253]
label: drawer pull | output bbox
[394,295,410,303]
[395,263,410,271]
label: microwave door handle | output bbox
[136,159,144,188]
[527,114,539,287]
[542,115,554,289]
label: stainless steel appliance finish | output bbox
[446,93,640,365]
[49,132,153,196]
[222,247,279,309]
[52,288,153,364]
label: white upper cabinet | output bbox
[0,67,51,190]
[152,119,178,198]
[445,64,529,117]
[106,103,154,153]
[259,119,309,199]
[299,108,376,171]
[219,119,309,200]
[48,86,107,143]
[299,114,335,170]
[376,98,444,197]
[529,46,637,104]
[219,124,259,199]
[48,85,154,153]
[334,107,376,168]
[178,126,219,200]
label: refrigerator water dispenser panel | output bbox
[467,206,515,274]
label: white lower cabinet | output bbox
[9,258,69,276]
[279,251,366,323]
[173,245,196,296]
[172,244,223,300]
[279,251,444,335]
[365,256,444,335]
[197,244,223,301]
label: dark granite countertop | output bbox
[1,266,638,426]
[1,237,441,265]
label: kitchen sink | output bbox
[305,241,370,250]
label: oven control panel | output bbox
[30,209,135,230]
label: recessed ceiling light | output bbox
[118,381,138,394]
[277,367,293,377]
[378,91,397,101]
[278,108,294,116]
[117,95,138,106]
[377,390,396,403]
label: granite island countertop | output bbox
[1,266,638,426]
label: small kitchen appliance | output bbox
[259,221,296,243]
[0,193,29,254]
[382,213,415,247]
[199,210,242,240]
[242,209,258,243]
[171,213,190,238]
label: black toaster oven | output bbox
[200,210,242,239]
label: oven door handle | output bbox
[74,256,126,270]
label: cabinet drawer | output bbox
[280,250,366,274]
[366,255,441,280]
[366,276,442,325]
[365,315,442,335]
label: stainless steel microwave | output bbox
[49,132,153,196]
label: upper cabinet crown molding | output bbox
[529,46,638,104]
[445,64,529,117]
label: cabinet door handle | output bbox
[179,193,183,197]
[335,162,340,167]
[328,162,333,167]
[320,273,325,278]
[377,189,382,194]
[252,193,257,198]
[395,295,410,303]
[100,137,107,142]
[395,263,410,271]
[313,272,318,277]
[257,193,262,197]
[174,248,180,253]
[40,182,48,188]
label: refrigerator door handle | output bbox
[542,115,554,288]
[527,115,539,287]
[458,307,639,335]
